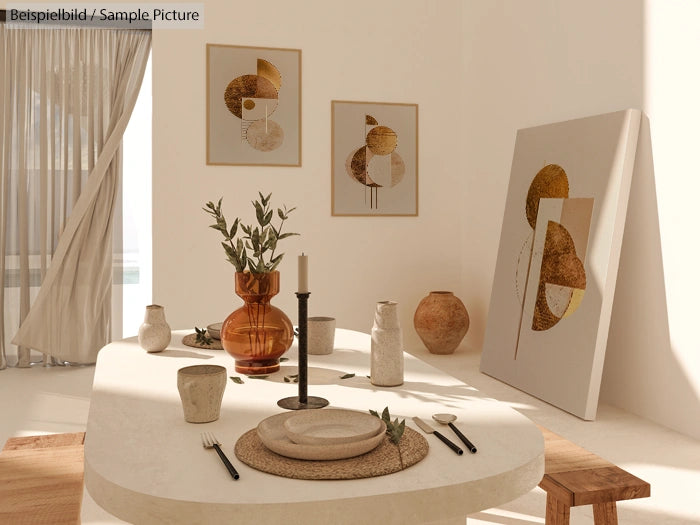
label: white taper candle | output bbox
[298,253,309,293]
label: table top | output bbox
[84,329,544,524]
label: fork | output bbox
[201,432,240,480]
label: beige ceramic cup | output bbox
[307,317,336,355]
[177,365,227,423]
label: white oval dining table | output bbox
[84,329,544,524]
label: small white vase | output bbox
[371,301,404,387]
[138,304,171,353]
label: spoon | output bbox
[432,413,477,453]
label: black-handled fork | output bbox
[201,432,240,480]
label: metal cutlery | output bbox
[432,413,477,453]
[201,432,240,480]
[412,417,463,455]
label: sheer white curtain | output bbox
[0,22,151,368]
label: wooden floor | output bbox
[0,432,85,525]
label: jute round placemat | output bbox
[234,427,429,480]
[181,333,224,350]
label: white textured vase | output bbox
[371,301,404,387]
[138,304,171,353]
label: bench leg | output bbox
[593,501,618,525]
[545,494,570,525]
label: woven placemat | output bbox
[234,427,429,480]
[181,333,224,350]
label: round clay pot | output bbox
[413,291,469,354]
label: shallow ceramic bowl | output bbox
[257,411,386,461]
[283,409,383,446]
[206,322,222,340]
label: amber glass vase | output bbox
[221,271,294,374]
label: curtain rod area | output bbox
[0,9,152,30]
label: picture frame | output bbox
[331,101,418,216]
[206,44,301,167]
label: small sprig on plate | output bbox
[369,407,406,445]
[194,326,213,346]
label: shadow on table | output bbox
[151,349,215,359]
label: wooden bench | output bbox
[0,432,85,525]
[538,425,650,525]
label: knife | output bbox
[413,417,463,455]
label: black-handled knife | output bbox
[413,417,463,455]
[447,422,477,453]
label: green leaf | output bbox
[194,326,213,345]
[340,373,355,379]
[263,210,273,226]
[277,232,299,240]
[381,407,391,425]
[229,218,239,239]
[254,201,264,225]
[368,407,405,444]
[280,357,289,362]
[268,253,283,272]
[230,376,244,384]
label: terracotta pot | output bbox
[221,271,294,375]
[413,291,469,354]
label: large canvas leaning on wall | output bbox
[480,109,642,420]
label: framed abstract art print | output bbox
[331,101,418,216]
[206,44,301,166]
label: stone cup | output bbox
[177,365,227,423]
[307,317,336,355]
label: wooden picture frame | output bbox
[206,44,301,166]
[331,101,418,216]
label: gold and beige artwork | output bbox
[224,59,284,152]
[515,164,594,358]
[344,114,406,209]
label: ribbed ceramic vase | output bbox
[371,301,404,387]
[413,291,469,354]
[138,304,171,353]
[220,271,294,375]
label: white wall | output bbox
[152,0,700,439]
[460,0,700,439]
[152,0,466,350]
[600,1,700,439]
[460,0,644,350]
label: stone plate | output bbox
[284,408,383,445]
[257,411,386,461]
[207,322,222,340]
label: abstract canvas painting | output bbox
[481,109,642,420]
[207,44,301,166]
[332,101,418,216]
